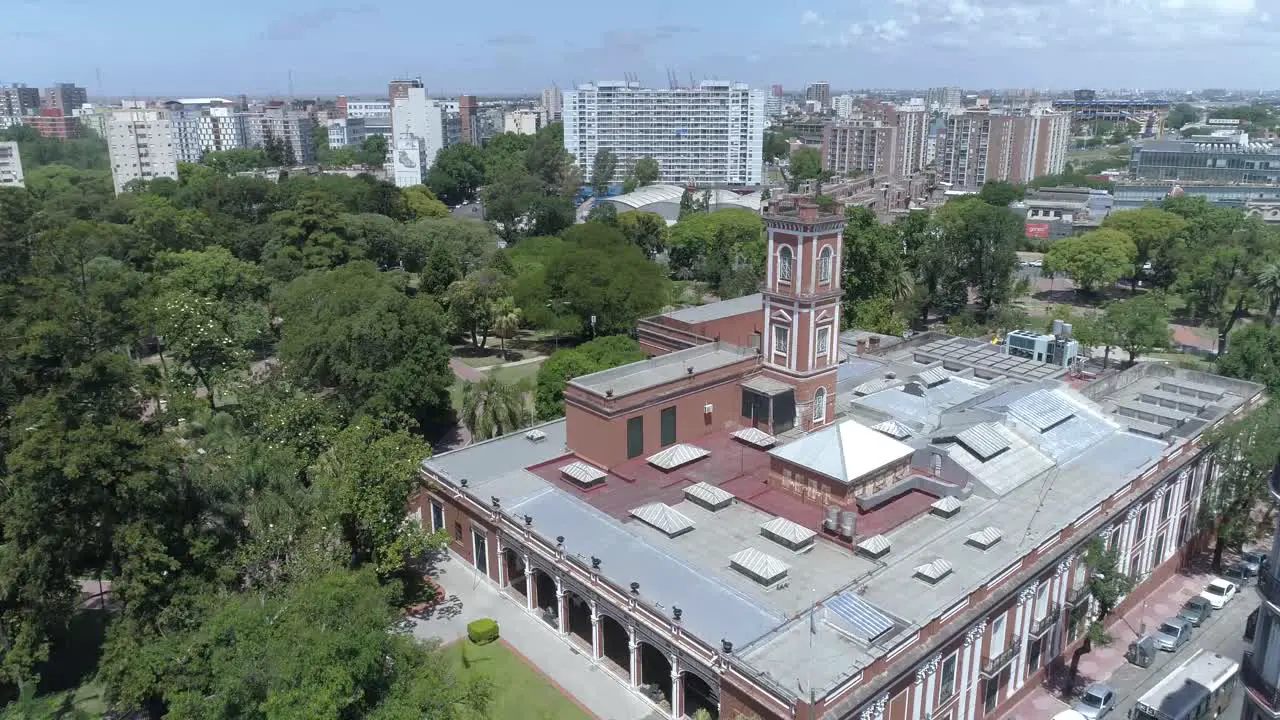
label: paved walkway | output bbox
[997,566,1216,719]
[412,554,665,720]
[482,354,547,372]
[449,358,487,383]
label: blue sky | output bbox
[6,0,1280,96]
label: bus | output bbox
[1130,649,1239,720]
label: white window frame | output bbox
[813,388,827,422]
[778,246,794,284]
[819,245,834,284]
[816,326,831,359]
[773,325,790,358]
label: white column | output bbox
[924,668,937,720]
[669,655,683,720]
[590,600,602,660]
[523,555,534,611]
[911,677,924,720]
[495,537,506,587]
[554,576,567,634]
[628,626,640,687]
[1051,561,1069,659]
[962,621,986,720]
[1011,586,1033,695]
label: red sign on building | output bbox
[1025,223,1050,239]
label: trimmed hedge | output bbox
[467,618,499,645]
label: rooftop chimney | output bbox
[856,338,868,354]
[868,336,881,350]
[798,202,819,223]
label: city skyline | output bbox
[7,0,1280,95]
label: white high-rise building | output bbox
[0,141,24,187]
[106,109,179,193]
[391,86,443,187]
[504,108,542,135]
[241,108,315,165]
[564,81,765,186]
[165,99,246,164]
[832,95,857,119]
[541,86,562,122]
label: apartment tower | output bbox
[106,109,180,193]
[564,80,765,186]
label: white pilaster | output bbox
[523,556,534,611]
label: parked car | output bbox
[1200,578,1238,609]
[1177,597,1213,627]
[1153,618,1193,652]
[1074,683,1116,719]
[1223,563,1252,585]
[1241,550,1269,577]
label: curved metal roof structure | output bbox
[603,184,763,224]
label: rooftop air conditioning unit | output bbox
[704,403,714,414]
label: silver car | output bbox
[1154,618,1193,652]
[1074,683,1116,719]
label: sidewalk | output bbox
[411,554,664,720]
[997,567,1212,719]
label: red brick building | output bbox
[415,197,1265,720]
[24,109,81,139]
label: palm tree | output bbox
[460,377,529,441]
[888,268,915,303]
[1255,262,1280,327]
[490,297,522,360]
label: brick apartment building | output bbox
[940,110,1070,189]
[415,197,1264,720]
[822,101,928,179]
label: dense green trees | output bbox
[534,336,646,420]
[1044,229,1136,293]
[276,263,454,434]
[667,209,764,298]
[426,143,487,205]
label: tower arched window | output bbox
[778,246,793,283]
[813,387,827,422]
[819,246,834,284]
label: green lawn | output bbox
[487,359,544,386]
[443,640,591,720]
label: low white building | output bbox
[106,109,180,193]
[0,141,24,187]
[503,108,541,135]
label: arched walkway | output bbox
[564,589,593,650]
[683,671,718,719]
[599,614,630,680]
[638,641,673,713]
[502,548,527,598]
[532,568,558,627]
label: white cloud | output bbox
[811,0,1275,53]
[801,10,824,26]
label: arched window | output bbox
[778,246,793,283]
[813,387,827,422]
[819,246,834,284]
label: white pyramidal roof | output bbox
[683,482,734,507]
[857,534,891,556]
[560,460,606,485]
[967,526,1003,549]
[932,496,963,514]
[629,502,695,537]
[871,419,913,440]
[647,443,710,471]
[854,378,900,396]
[915,367,952,387]
[768,419,914,484]
[915,558,953,583]
[729,547,790,585]
[759,516,817,546]
[732,426,777,448]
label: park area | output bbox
[443,639,592,720]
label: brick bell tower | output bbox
[760,198,846,432]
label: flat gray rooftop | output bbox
[422,343,1263,703]
[661,294,763,325]
[569,342,754,397]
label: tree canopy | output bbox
[1044,228,1136,293]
